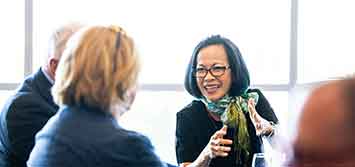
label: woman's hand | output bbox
[204,125,233,159]
[248,99,274,136]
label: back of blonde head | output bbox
[53,25,139,114]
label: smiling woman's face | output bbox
[196,44,231,101]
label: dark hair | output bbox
[184,35,250,98]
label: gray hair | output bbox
[46,22,83,64]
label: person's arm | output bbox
[246,89,279,136]
[179,145,214,167]
[7,95,55,164]
[178,126,232,167]
[179,149,210,167]
[248,99,277,137]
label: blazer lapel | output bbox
[32,68,59,111]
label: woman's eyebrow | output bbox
[196,63,225,68]
[196,64,206,67]
[212,63,226,66]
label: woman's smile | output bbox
[204,83,221,95]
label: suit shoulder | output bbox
[2,90,33,109]
[10,91,42,108]
[3,91,46,121]
[9,75,40,106]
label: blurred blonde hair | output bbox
[53,25,139,114]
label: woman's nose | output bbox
[204,71,215,81]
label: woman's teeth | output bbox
[205,85,219,93]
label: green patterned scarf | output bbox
[201,91,259,165]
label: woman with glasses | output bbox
[175,35,279,167]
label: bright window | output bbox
[120,91,192,164]
[34,0,290,85]
[0,91,14,108]
[298,0,355,83]
[0,1,25,83]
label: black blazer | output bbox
[0,68,59,167]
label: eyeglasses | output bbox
[194,65,230,78]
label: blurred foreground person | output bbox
[27,25,172,167]
[291,78,355,166]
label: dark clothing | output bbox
[0,68,58,167]
[175,89,278,167]
[27,105,169,167]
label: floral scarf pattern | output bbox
[201,91,259,165]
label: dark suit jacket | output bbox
[0,68,59,167]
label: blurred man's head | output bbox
[44,23,83,81]
[293,79,355,165]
